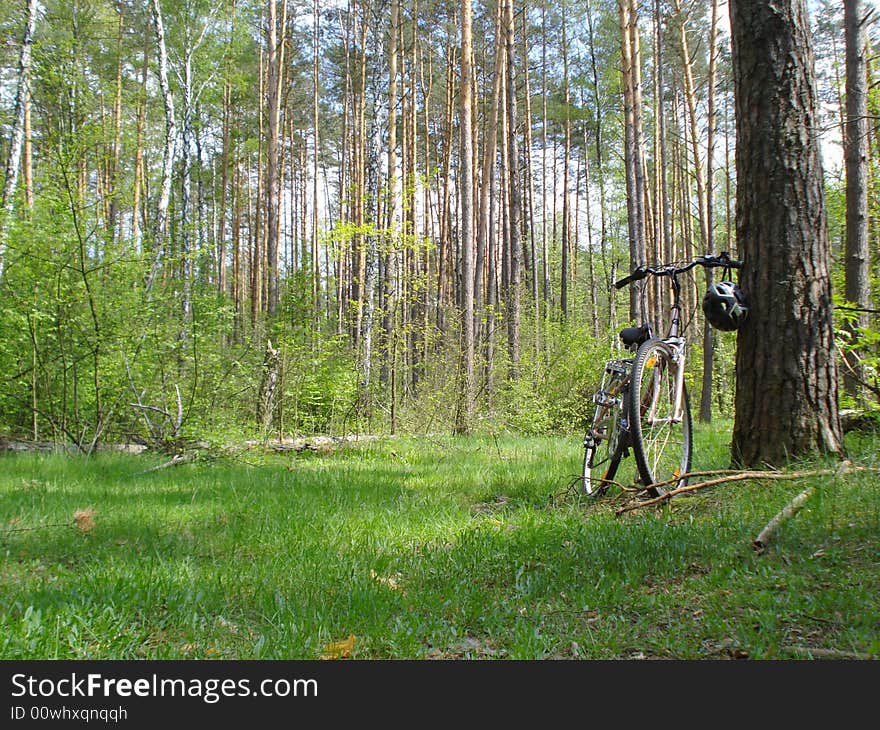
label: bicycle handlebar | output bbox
[613,252,742,290]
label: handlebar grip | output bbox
[707,251,743,269]
[614,266,647,289]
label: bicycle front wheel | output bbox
[583,432,622,497]
[629,339,692,497]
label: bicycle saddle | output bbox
[619,324,652,349]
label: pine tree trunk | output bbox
[700,0,720,423]
[843,0,870,400]
[619,0,647,324]
[265,0,283,316]
[729,0,842,466]
[504,0,521,377]
[455,0,476,434]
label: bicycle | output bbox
[582,252,743,498]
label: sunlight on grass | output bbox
[1,426,878,660]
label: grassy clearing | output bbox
[1,425,878,660]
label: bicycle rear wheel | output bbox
[629,339,692,497]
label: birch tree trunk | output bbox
[147,0,177,292]
[0,0,38,279]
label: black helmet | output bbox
[703,281,748,331]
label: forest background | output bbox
[0,0,876,451]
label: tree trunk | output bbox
[265,0,283,316]
[477,0,505,344]
[619,0,647,324]
[147,0,176,291]
[700,0,720,423]
[455,0,476,434]
[560,1,571,320]
[504,0,521,377]
[843,0,870,401]
[729,0,842,466]
[0,0,38,279]
[257,339,280,432]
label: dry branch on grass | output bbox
[137,453,194,474]
[752,487,814,553]
[1,509,97,535]
[782,646,876,660]
[614,462,877,518]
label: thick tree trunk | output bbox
[729,0,842,466]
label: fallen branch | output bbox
[751,461,857,552]
[753,487,814,553]
[782,646,875,661]
[2,508,97,535]
[614,463,878,517]
[137,453,193,474]
[1,521,71,534]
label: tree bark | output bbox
[619,0,647,324]
[843,0,870,401]
[455,0,475,434]
[147,0,177,292]
[265,0,283,316]
[504,0,521,378]
[729,0,842,467]
[0,0,38,279]
[700,0,720,423]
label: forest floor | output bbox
[1,425,878,660]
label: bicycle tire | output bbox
[629,338,692,497]
[582,436,622,497]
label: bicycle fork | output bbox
[644,340,687,426]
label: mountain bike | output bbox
[582,253,743,498]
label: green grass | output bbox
[1,425,878,660]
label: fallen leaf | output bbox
[321,634,356,660]
[370,570,403,591]
[73,508,97,534]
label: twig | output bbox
[753,487,815,553]
[751,461,857,552]
[614,464,878,516]
[1,521,71,534]
[137,453,192,474]
[782,646,875,661]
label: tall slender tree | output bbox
[843,0,870,400]
[0,0,39,279]
[455,0,475,434]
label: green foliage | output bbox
[495,320,616,435]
